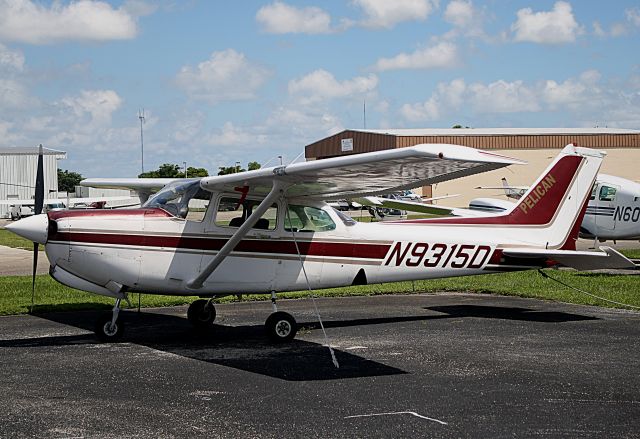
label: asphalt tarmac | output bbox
[1,293,639,438]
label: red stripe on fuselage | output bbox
[48,208,171,220]
[49,231,391,259]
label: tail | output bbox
[503,143,604,249]
[417,144,604,251]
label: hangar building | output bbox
[0,146,66,218]
[305,128,640,206]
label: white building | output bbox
[0,146,66,218]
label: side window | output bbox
[214,197,277,230]
[589,184,598,201]
[599,185,617,202]
[285,205,336,232]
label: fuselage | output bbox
[44,197,546,299]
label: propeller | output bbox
[30,144,44,313]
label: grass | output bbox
[0,268,638,316]
[0,229,36,250]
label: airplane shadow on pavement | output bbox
[0,309,411,381]
[0,304,597,380]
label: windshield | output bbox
[143,179,210,219]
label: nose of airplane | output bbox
[5,214,49,244]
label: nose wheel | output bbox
[95,298,125,342]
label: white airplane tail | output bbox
[417,144,604,251]
[502,144,604,249]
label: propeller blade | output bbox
[34,144,44,215]
[31,242,38,313]
[30,144,44,314]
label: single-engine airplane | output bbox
[6,143,635,342]
[472,175,640,242]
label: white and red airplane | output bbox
[6,143,634,342]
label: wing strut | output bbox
[187,180,287,290]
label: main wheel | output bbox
[188,299,216,330]
[95,314,124,342]
[265,311,297,342]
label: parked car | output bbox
[9,204,35,221]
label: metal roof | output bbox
[0,146,66,157]
[352,128,640,136]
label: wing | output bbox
[80,178,183,191]
[200,144,525,199]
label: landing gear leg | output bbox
[95,297,125,342]
[265,291,297,343]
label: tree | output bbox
[186,167,209,177]
[139,163,209,178]
[217,161,261,175]
[57,169,83,192]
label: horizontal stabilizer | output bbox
[502,246,636,271]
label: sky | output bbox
[0,0,639,177]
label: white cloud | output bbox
[468,80,540,113]
[592,21,606,37]
[444,0,486,37]
[0,42,24,71]
[288,69,378,103]
[398,70,640,129]
[0,78,34,110]
[204,122,256,147]
[0,0,138,44]
[401,78,465,121]
[175,49,271,104]
[374,41,459,71]
[626,8,640,27]
[511,1,583,44]
[59,90,123,126]
[353,0,437,29]
[256,2,333,34]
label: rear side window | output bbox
[285,205,336,232]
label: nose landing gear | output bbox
[95,296,129,342]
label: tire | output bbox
[187,299,216,330]
[265,311,297,343]
[95,314,124,342]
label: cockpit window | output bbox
[285,205,336,232]
[599,185,617,202]
[143,179,211,221]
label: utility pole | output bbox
[183,161,187,178]
[138,109,146,174]
[363,99,366,129]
